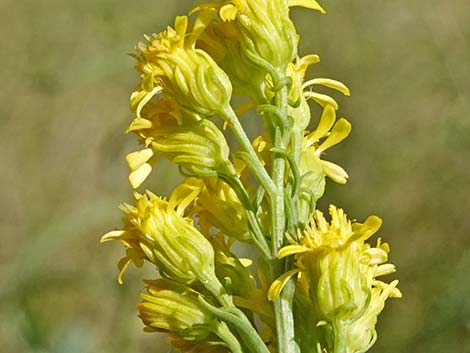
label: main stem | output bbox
[270,72,298,353]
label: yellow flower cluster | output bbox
[102,1,401,353]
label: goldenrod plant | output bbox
[102,1,401,352]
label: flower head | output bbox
[126,97,235,189]
[193,0,310,83]
[132,15,232,117]
[101,191,218,285]
[268,205,401,352]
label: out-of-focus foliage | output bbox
[0,0,468,352]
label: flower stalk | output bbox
[101,2,401,353]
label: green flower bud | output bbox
[195,10,268,98]
[101,191,219,286]
[138,279,218,340]
[193,0,299,90]
[132,15,232,117]
[126,97,235,188]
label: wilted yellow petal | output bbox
[320,160,349,184]
[303,78,350,96]
[267,269,300,301]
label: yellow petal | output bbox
[317,118,352,152]
[375,264,396,277]
[126,149,154,170]
[303,78,350,96]
[189,8,217,47]
[365,247,388,265]
[320,160,349,184]
[129,163,153,189]
[304,91,339,110]
[100,230,126,243]
[278,245,311,259]
[219,4,238,21]
[295,54,320,79]
[117,257,133,285]
[267,269,300,301]
[307,104,336,144]
[357,215,383,241]
[389,280,403,298]
[289,0,326,13]
[174,16,188,46]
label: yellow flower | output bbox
[126,96,235,189]
[101,191,218,285]
[132,15,232,117]
[268,205,401,353]
[301,104,351,185]
[288,54,350,113]
[295,105,351,224]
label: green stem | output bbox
[198,296,271,353]
[270,71,299,353]
[224,176,272,260]
[221,107,276,197]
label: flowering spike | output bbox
[102,2,401,353]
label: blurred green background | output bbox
[1,0,469,352]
